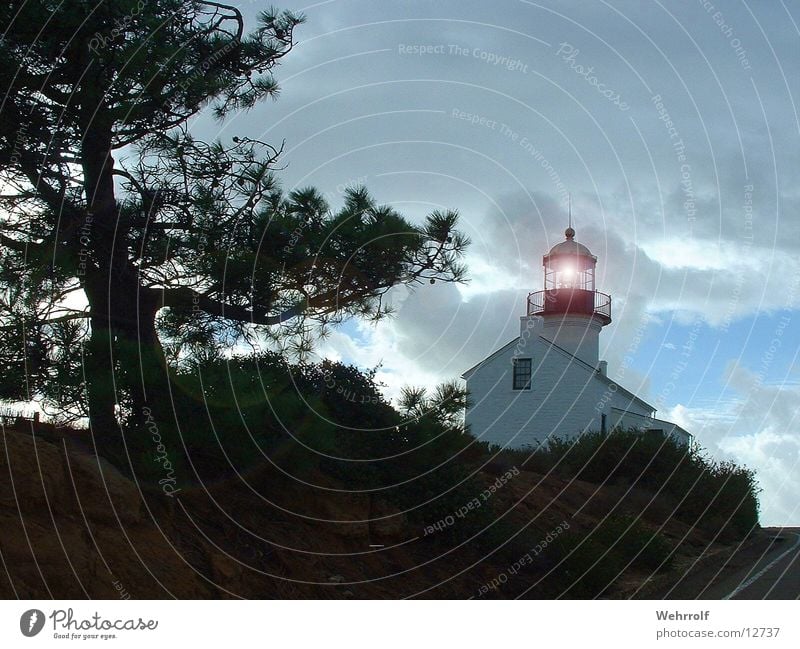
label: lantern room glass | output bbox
[544,257,595,291]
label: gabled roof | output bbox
[536,337,657,414]
[461,337,520,380]
[461,334,657,415]
[651,417,693,441]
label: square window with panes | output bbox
[512,358,532,390]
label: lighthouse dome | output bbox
[544,227,596,262]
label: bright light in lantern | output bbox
[559,264,577,288]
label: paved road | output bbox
[652,528,800,599]
[717,529,800,599]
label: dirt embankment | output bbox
[0,427,751,599]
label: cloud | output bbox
[317,281,527,398]
[664,363,800,526]
[224,0,800,526]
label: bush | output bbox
[538,533,626,598]
[529,514,672,598]
[591,515,674,572]
[490,429,760,542]
[141,353,494,534]
[675,459,760,540]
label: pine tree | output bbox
[0,1,468,433]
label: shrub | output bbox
[492,429,760,542]
[157,353,493,535]
[538,533,626,598]
[591,515,674,572]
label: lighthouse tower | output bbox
[462,222,693,449]
[522,226,611,367]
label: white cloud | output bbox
[664,365,800,526]
[229,0,800,526]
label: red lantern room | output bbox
[527,226,611,324]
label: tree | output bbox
[0,1,469,433]
[398,381,469,432]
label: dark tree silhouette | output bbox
[0,1,468,432]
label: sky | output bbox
[185,0,800,526]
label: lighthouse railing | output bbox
[593,290,612,319]
[527,290,546,314]
[527,289,611,320]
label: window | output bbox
[512,358,532,390]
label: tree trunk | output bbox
[116,288,172,432]
[79,116,173,440]
[84,266,172,421]
[85,318,118,436]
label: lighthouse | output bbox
[462,224,692,449]
[524,225,612,366]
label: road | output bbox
[649,527,800,599]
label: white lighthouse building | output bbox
[462,226,692,449]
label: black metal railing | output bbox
[527,291,546,314]
[593,290,612,319]
[527,289,611,321]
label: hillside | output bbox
[0,424,759,599]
